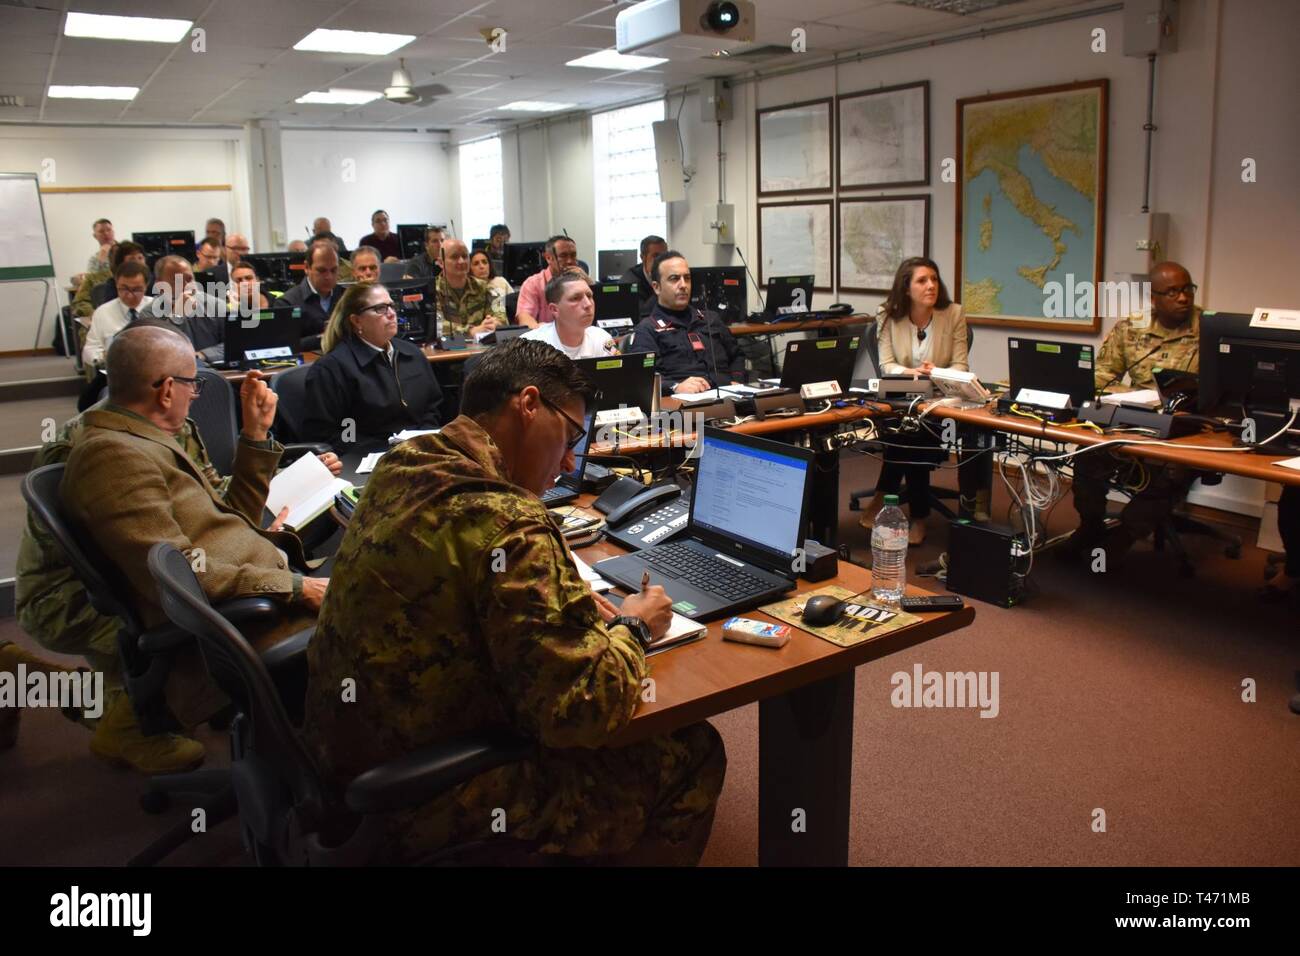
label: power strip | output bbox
[800,380,843,401]
[820,421,877,453]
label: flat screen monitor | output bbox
[241,252,307,287]
[572,351,658,414]
[597,249,637,282]
[779,334,862,391]
[132,231,196,267]
[1008,337,1097,408]
[396,224,432,260]
[502,242,546,287]
[690,266,746,324]
[763,275,814,319]
[591,282,640,326]
[1199,311,1300,422]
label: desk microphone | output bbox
[1094,342,1164,400]
[449,218,458,239]
[696,305,723,391]
[734,246,766,316]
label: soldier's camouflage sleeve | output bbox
[476,514,648,749]
[1093,318,1132,391]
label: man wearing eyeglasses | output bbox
[1063,261,1204,562]
[61,326,328,737]
[304,339,725,865]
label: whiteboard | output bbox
[0,173,56,281]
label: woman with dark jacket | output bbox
[304,282,442,453]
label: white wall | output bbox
[281,129,454,251]
[484,117,596,256]
[0,124,247,351]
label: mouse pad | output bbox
[761,585,921,648]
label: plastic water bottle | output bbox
[871,494,909,604]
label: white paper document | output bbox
[572,554,613,593]
[1273,456,1300,473]
[388,428,440,445]
[672,388,722,404]
[1100,389,1162,408]
[266,453,349,530]
[356,451,385,475]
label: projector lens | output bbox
[705,2,740,31]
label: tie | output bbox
[128,308,139,324]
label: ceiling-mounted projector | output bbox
[616,0,755,57]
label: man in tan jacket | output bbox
[61,326,327,760]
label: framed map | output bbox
[758,201,833,291]
[837,196,930,293]
[955,79,1108,333]
[837,81,929,190]
[756,98,833,196]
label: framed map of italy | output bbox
[955,80,1108,333]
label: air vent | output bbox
[0,95,27,108]
[717,44,795,62]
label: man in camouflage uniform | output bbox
[304,339,725,864]
[435,238,504,338]
[1064,261,1202,559]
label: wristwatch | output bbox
[611,615,654,650]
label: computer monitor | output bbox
[1007,337,1097,409]
[591,282,640,333]
[597,249,637,282]
[502,242,546,287]
[397,224,433,260]
[690,267,746,324]
[1199,311,1300,448]
[242,252,307,289]
[572,351,658,413]
[471,238,490,253]
[779,334,862,391]
[222,305,303,367]
[132,231,196,267]
[370,277,435,342]
[763,275,815,319]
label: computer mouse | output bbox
[801,595,847,627]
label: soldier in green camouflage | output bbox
[303,339,725,865]
[1064,262,1202,561]
[435,239,505,337]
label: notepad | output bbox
[266,453,350,531]
[672,388,722,404]
[647,613,707,655]
[356,451,385,475]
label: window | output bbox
[458,137,504,244]
[592,100,667,255]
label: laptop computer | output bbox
[763,275,815,321]
[1008,337,1096,409]
[593,427,814,620]
[540,411,595,506]
[779,334,861,391]
[592,282,640,335]
[223,305,303,368]
[573,351,659,413]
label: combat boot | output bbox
[0,639,81,752]
[90,690,205,773]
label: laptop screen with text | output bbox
[691,431,809,562]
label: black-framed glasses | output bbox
[358,301,397,316]
[152,374,205,396]
[538,394,587,451]
[1154,283,1197,299]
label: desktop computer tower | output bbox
[946,520,1026,607]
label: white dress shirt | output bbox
[522,321,614,359]
[82,295,154,368]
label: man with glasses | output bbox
[515,235,589,329]
[304,339,725,865]
[82,261,153,370]
[60,326,329,758]
[1062,261,1204,561]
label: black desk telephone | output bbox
[594,477,691,551]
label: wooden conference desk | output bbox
[922,400,1300,486]
[332,459,974,866]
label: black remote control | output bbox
[899,595,965,612]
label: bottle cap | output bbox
[884,494,900,505]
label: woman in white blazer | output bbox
[863,257,969,545]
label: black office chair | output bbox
[146,542,536,866]
[505,291,519,324]
[269,364,313,444]
[1151,480,1242,576]
[189,368,241,475]
[21,464,313,866]
[848,321,977,521]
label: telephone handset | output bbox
[605,484,681,528]
[825,302,853,316]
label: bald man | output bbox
[225,232,251,268]
[61,327,326,737]
[1062,261,1203,561]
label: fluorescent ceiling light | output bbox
[64,12,192,43]
[499,101,575,112]
[295,89,383,105]
[566,49,667,71]
[293,28,415,56]
[48,85,139,101]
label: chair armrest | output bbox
[137,598,279,654]
[344,729,534,815]
[282,443,332,463]
[259,626,314,670]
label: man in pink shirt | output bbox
[514,234,589,328]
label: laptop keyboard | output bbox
[541,485,574,502]
[638,541,774,601]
